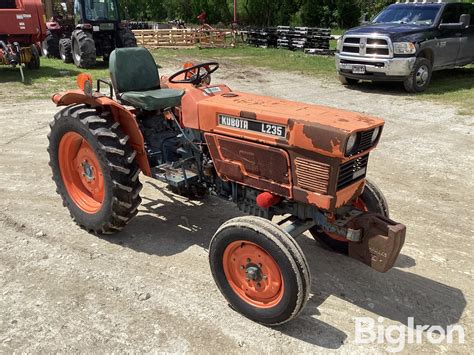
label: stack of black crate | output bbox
[247,27,278,48]
[247,26,332,54]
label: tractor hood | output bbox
[197,91,384,159]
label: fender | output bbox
[52,90,152,176]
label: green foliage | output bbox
[118,0,397,28]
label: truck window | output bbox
[0,0,16,9]
[440,4,462,24]
[459,4,474,26]
[373,5,441,26]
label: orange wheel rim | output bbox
[326,198,368,242]
[58,132,105,214]
[223,241,284,308]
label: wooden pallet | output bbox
[133,29,235,49]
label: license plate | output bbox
[99,23,114,31]
[352,65,366,74]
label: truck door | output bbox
[455,4,474,66]
[436,4,463,68]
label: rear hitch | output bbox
[348,213,406,273]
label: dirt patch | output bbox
[0,65,472,353]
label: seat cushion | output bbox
[121,88,185,111]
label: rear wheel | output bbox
[72,30,96,68]
[310,179,389,254]
[117,28,137,47]
[48,105,142,234]
[59,38,73,63]
[339,74,359,86]
[26,44,40,70]
[42,30,60,58]
[209,216,310,325]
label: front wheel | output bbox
[310,179,389,254]
[48,105,142,234]
[59,38,73,63]
[209,216,310,325]
[42,30,60,58]
[403,57,432,93]
[339,74,359,86]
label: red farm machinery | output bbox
[0,0,46,79]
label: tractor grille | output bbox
[337,154,369,190]
[342,36,391,58]
[356,129,377,154]
[295,158,330,194]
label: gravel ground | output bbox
[0,62,472,353]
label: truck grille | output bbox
[342,36,391,58]
[337,154,369,190]
[295,158,330,194]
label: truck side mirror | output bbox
[439,14,470,31]
[460,14,470,28]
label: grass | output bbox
[0,58,110,100]
[152,47,336,76]
[0,46,472,115]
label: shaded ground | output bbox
[0,60,472,353]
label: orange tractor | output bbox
[48,47,406,325]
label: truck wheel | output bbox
[42,30,60,58]
[72,30,96,68]
[209,216,310,325]
[310,179,389,254]
[59,38,73,63]
[117,28,138,47]
[26,45,40,70]
[48,105,142,234]
[403,57,432,93]
[339,74,359,86]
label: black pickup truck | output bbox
[336,1,474,92]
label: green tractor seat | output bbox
[109,47,184,111]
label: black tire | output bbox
[42,30,60,58]
[59,38,73,63]
[339,74,359,86]
[26,44,40,70]
[310,179,389,254]
[403,57,432,93]
[72,30,96,68]
[209,216,310,326]
[117,28,137,48]
[47,105,142,234]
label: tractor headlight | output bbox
[336,37,343,52]
[346,133,357,155]
[371,127,380,143]
[393,42,416,55]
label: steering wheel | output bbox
[168,62,219,86]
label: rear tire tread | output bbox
[48,104,142,234]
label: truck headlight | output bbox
[336,37,343,52]
[346,133,357,154]
[393,42,416,55]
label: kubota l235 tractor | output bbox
[48,47,406,325]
